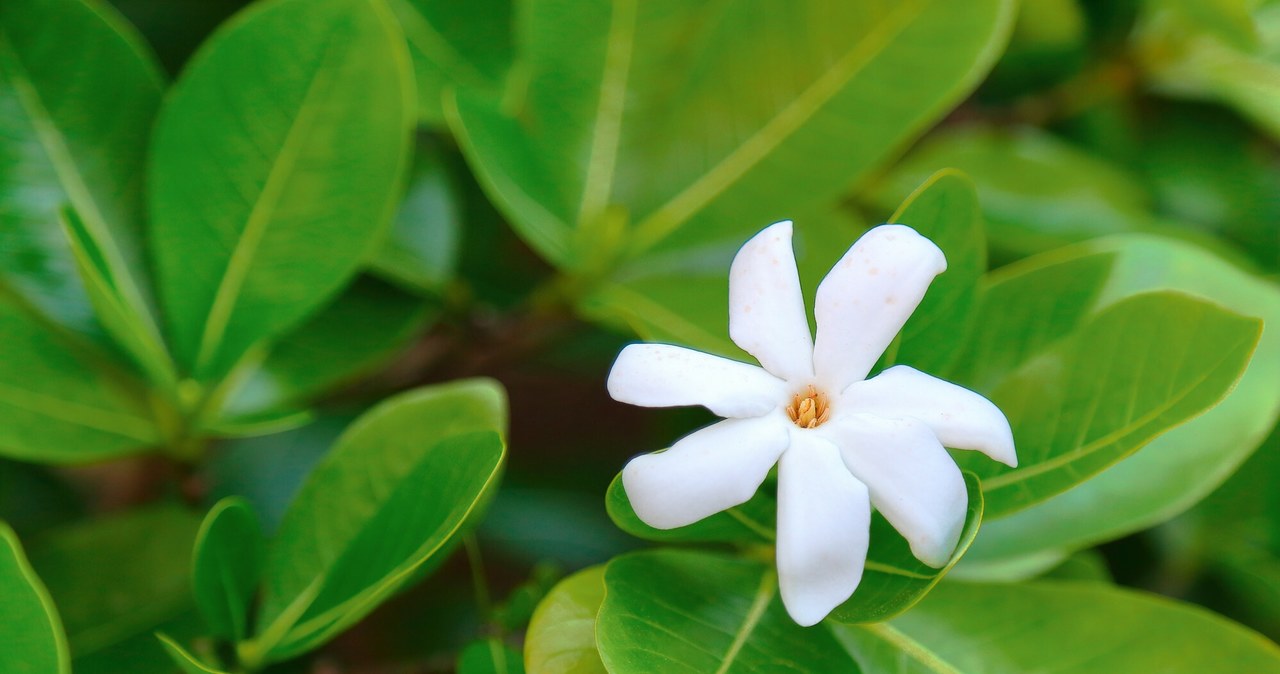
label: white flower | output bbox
[607,221,1017,626]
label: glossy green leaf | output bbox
[387,0,512,125]
[155,634,227,674]
[597,549,860,673]
[191,497,264,641]
[960,291,1260,518]
[0,292,158,463]
[606,473,775,546]
[885,170,986,375]
[0,0,161,336]
[832,580,1280,673]
[249,379,508,663]
[28,505,201,664]
[458,639,525,674]
[871,126,1152,261]
[371,137,463,294]
[524,566,607,674]
[220,276,438,419]
[451,0,1014,273]
[963,236,1280,562]
[0,521,70,674]
[149,0,414,382]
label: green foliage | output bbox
[457,639,526,674]
[191,497,264,641]
[524,566,607,674]
[0,521,70,674]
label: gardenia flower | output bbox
[607,221,1017,626]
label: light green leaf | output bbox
[885,170,986,375]
[450,0,1014,273]
[149,0,415,382]
[191,497,264,641]
[458,639,525,674]
[0,521,70,674]
[155,633,227,674]
[597,549,860,673]
[525,566,607,674]
[387,0,512,125]
[249,379,508,663]
[831,579,1280,673]
[0,0,162,336]
[962,236,1280,563]
[958,291,1260,519]
[0,292,159,463]
[370,137,463,294]
[28,505,201,664]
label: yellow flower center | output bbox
[786,386,831,429]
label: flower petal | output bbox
[812,225,946,392]
[608,343,786,418]
[843,365,1017,467]
[776,432,870,626]
[729,220,815,382]
[822,414,967,568]
[622,414,791,529]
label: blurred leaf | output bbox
[606,473,775,546]
[155,633,227,674]
[1041,549,1113,583]
[0,521,70,674]
[0,0,161,336]
[964,236,1280,563]
[0,292,158,463]
[886,170,986,375]
[450,0,1014,275]
[981,0,1087,98]
[149,0,414,382]
[597,549,859,673]
[371,137,463,294]
[871,126,1151,261]
[457,639,524,674]
[959,291,1260,519]
[250,379,507,663]
[524,566,607,674]
[28,505,201,665]
[192,497,264,641]
[832,579,1280,672]
[221,276,438,419]
[387,0,513,125]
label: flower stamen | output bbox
[786,386,831,429]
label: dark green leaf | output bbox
[525,566,607,674]
[0,0,162,336]
[248,379,507,663]
[155,633,227,674]
[191,497,264,641]
[457,639,524,674]
[149,0,414,381]
[0,521,70,674]
[370,137,463,294]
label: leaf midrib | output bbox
[575,0,638,227]
[713,570,776,674]
[855,623,965,674]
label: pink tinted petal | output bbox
[622,414,791,529]
[608,343,786,418]
[776,431,870,626]
[812,225,946,392]
[729,221,814,382]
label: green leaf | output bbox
[0,0,162,336]
[962,236,1280,563]
[450,0,1014,273]
[0,521,70,674]
[457,639,525,674]
[149,0,415,382]
[249,378,508,663]
[155,633,227,674]
[0,292,159,463]
[597,549,860,673]
[885,170,986,375]
[220,276,438,419]
[831,579,1280,672]
[870,125,1151,261]
[370,137,463,294]
[387,0,513,125]
[525,566,608,674]
[830,473,983,623]
[960,291,1260,519]
[606,473,776,546]
[28,505,201,664]
[191,497,264,641]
